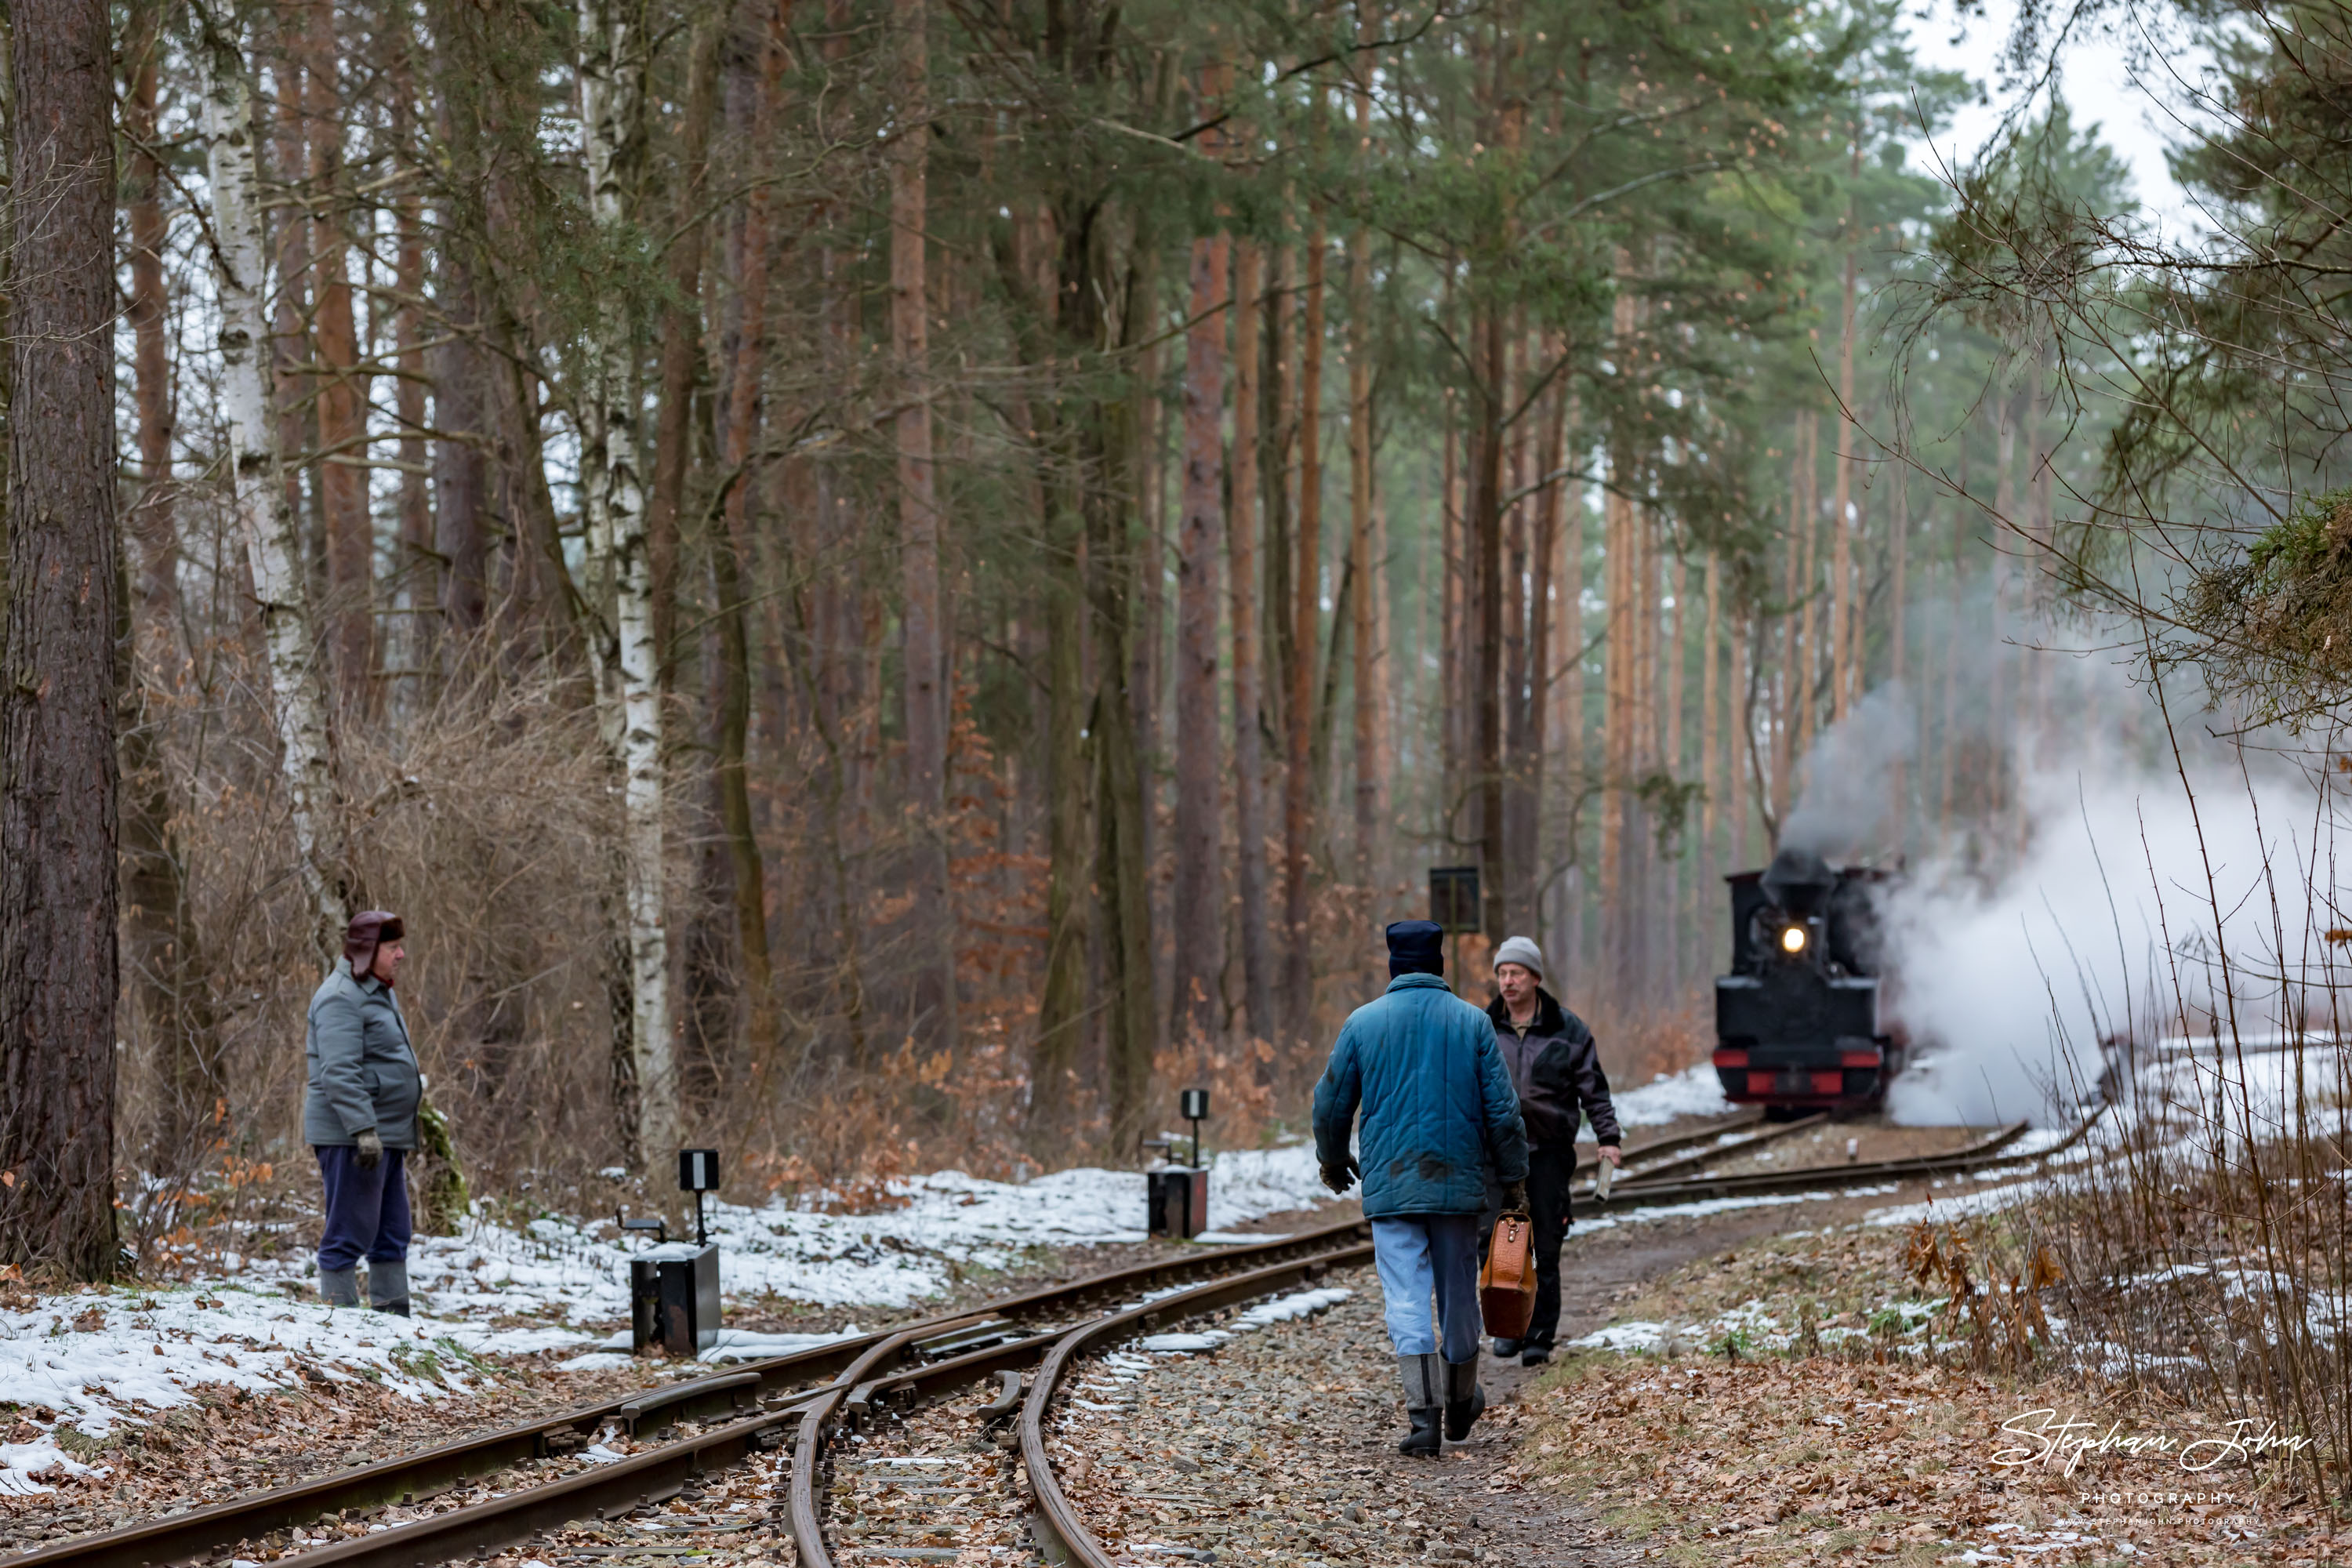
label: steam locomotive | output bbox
[1712,848,1902,1113]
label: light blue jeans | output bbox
[1370,1214,1484,1363]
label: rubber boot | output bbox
[367,1259,412,1317]
[1396,1354,1442,1457]
[318,1265,360,1308]
[1490,1338,1523,1359]
[1443,1355,1486,1442]
[1520,1342,1552,1367]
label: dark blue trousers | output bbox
[315,1145,412,1270]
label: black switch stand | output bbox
[625,1149,727,1356]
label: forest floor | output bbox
[1515,1200,2336,1565]
[0,1089,2183,1562]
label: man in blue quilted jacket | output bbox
[1312,920,1530,1457]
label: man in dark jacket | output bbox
[1486,935,1619,1363]
[1313,920,1530,1457]
[305,910,423,1315]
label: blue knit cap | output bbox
[1385,920,1445,978]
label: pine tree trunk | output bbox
[1664,552,1686,988]
[1555,393,1584,974]
[1770,426,1800,836]
[1229,238,1275,1049]
[577,0,674,1168]
[123,13,223,1160]
[1888,463,1908,841]
[1501,333,1535,937]
[1830,234,1857,725]
[716,9,782,1054]
[1171,201,1228,1042]
[891,0,957,1058]
[1092,377,1156,1158]
[1793,412,1820,776]
[1,0,120,1278]
[1032,418,1088,1145]
[1281,225,1326,1044]
[1439,384,1461,848]
[1699,550,1721,930]
[1471,293,1507,942]
[1261,244,1294,752]
[647,16,720,691]
[1598,289,1635,977]
[1521,364,1560,952]
[198,19,348,960]
[432,257,489,642]
[125,14,176,670]
[1347,228,1377,888]
[390,49,435,698]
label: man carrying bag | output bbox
[1485,935,1621,1363]
[1313,920,1530,1456]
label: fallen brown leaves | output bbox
[0,1352,673,1550]
[1512,1352,2339,1565]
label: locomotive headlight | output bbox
[1780,924,1808,954]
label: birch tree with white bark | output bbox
[193,2,348,967]
[576,0,677,1171]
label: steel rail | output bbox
[1569,1109,1763,1176]
[1604,1118,2063,1205]
[786,1318,981,1568]
[1606,1112,1830,1185]
[1016,1240,1377,1568]
[0,1216,1370,1568]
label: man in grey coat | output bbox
[306,910,423,1314]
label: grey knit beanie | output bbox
[1493,935,1544,977]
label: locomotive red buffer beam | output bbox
[1711,1045,1889,1106]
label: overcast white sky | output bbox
[1901,0,2223,235]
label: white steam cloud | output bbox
[1779,681,1918,859]
[1773,632,2343,1127]
[1882,758,2332,1125]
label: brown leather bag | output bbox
[1479,1209,1537,1338]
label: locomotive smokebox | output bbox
[1715,855,1901,1112]
[1761,847,1836,917]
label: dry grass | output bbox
[1512,1221,2342,1563]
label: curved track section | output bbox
[1015,1242,1375,1568]
[0,1118,2096,1568]
[0,1217,1366,1568]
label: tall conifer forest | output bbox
[11,0,2307,1272]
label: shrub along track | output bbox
[0,1113,2087,1568]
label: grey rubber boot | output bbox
[367,1259,412,1317]
[1442,1355,1486,1442]
[318,1265,360,1307]
[1396,1354,1442,1457]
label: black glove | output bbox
[1319,1155,1359,1195]
[1501,1180,1528,1212]
[354,1129,384,1170]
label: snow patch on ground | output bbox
[0,1439,107,1496]
[1135,1287,1352,1352]
[205,1139,1335,1334]
[0,1283,536,1434]
[1599,1065,1733,1130]
[0,1141,1337,1426]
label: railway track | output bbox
[1,1110,2092,1568]
[2,1218,1369,1568]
